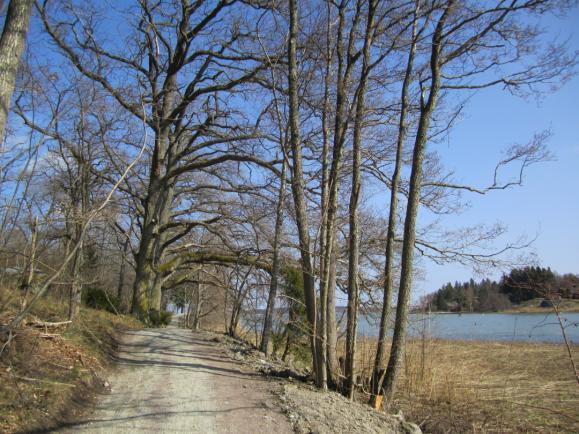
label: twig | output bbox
[27,320,72,328]
[0,372,76,387]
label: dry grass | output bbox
[353,336,579,433]
[145,309,579,432]
[0,290,143,433]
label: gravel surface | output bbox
[279,384,422,434]
[51,326,292,433]
[49,325,421,434]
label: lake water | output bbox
[247,310,579,344]
[356,312,579,343]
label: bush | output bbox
[148,309,173,327]
[83,287,122,314]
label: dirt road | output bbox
[53,326,292,433]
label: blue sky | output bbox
[415,7,579,299]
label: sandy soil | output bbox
[51,326,292,433]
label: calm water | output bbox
[357,312,579,343]
[247,310,579,343]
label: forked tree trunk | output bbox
[371,0,419,406]
[382,4,447,405]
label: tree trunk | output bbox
[345,0,375,399]
[287,0,325,388]
[0,0,33,141]
[382,4,447,405]
[260,157,286,354]
[317,0,334,388]
[192,280,201,331]
[371,0,419,406]
[68,239,83,321]
[131,72,177,321]
[116,236,130,305]
[19,216,37,310]
[326,240,339,384]
[131,175,174,320]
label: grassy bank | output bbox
[499,298,579,313]
[0,292,142,433]
[354,336,579,433]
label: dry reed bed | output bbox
[354,336,579,433]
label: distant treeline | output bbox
[424,267,579,312]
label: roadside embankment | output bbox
[0,295,142,433]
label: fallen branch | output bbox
[27,320,71,328]
[39,333,61,339]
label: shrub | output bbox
[148,309,173,327]
[83,287,122,314]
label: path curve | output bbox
[53,326,292,433]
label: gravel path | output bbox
[52,326,292,433]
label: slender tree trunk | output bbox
[19,216,37,310]
[117,236,130,304]
[260,158,286,354]
[186,295,192,328]
[345,0,376,399]
[192,276,201,331]
[68,235,83,321]
[317,0,361,389]
[326,240,339,383]
[318,0,334,386]
[287,0,325,388]
[68,156,89,321]
[382,5,447,405]
[0,0,33,141]
[371,0,419,406]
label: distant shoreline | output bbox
[411,298,579,314]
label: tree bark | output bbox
[345,0,376,399]
[382,3,448,405]
[0,0,33,141]
[117,236,130,304]
[260,157,286,354]
[371,0,419,406]
[326,239,339,383]
[287,0,325,388]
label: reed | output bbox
[352,336,578,433]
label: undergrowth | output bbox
[0,289,142,433]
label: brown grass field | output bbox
[239,318,579,433]
[353,336,579,433]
